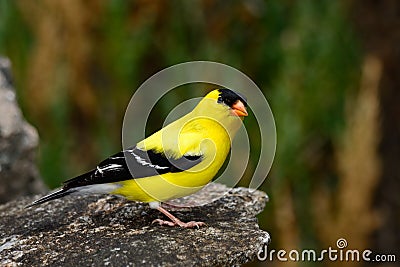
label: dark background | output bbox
[0,1,399,266]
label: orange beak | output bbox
[231,100,248,117]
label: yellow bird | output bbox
[27,88,248,228]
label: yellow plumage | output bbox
[28,88,248,228]
[112,91,239,202]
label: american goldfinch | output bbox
[28,88,248,228]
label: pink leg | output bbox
[152,206,205,228]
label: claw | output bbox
[180,221,206,228]
[152,218,206,228]
[152,219,175,227]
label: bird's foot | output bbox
[152,205,206,228]
[152,218,206,228]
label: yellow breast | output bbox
[111,117,232,202]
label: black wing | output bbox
[63,147,203,189]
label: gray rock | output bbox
[0,57,46,204]
[0,183,270,266]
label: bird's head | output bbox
[187,88,248,136]
[202,88,248,118]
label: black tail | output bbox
[25,188,73,208]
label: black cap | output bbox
[217,88,247,108]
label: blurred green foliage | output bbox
[0,0,363,264]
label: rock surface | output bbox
[0,183,270,266]
[0,57,46,203]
